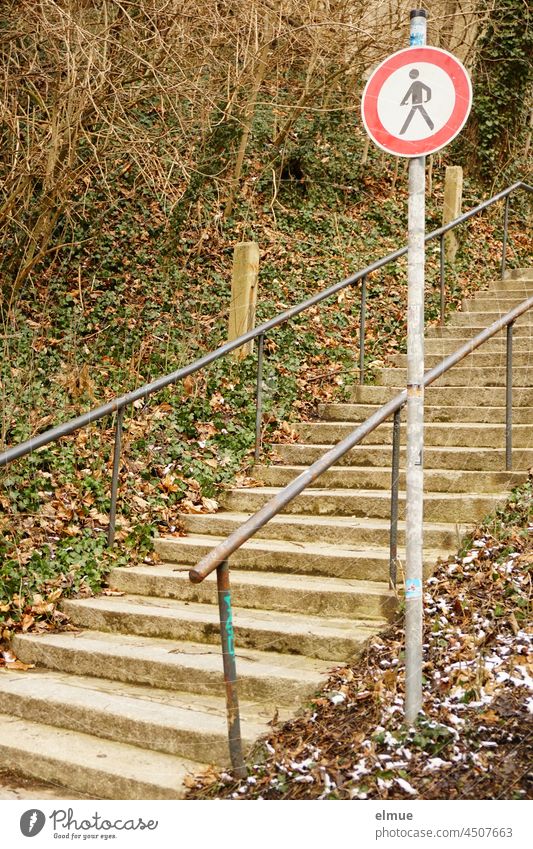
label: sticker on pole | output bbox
[361,46,472,157]
[405,578,422,599]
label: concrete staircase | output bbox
[3,268,532,798]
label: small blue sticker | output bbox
[405,578,422,599]
[410,32,424,46]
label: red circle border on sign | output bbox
[362,47,472,157]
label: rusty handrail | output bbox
[189,291,533,584]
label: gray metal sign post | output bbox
[361,9,472,727]
[404,8,427,725]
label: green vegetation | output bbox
[466,0,533,178]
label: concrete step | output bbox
[271,441,533,471]
[0,669,268,766]
[440,311,533,328]
[61,594,380,661]
[293,420,533,449]
[0,712,205,800]
[374,366,533,387]
[254,464,524,494]
[462,296,533,312]
[503,268,533,281]
[424,336,533,354]
[12,630,337,707]
[318,402,533,426]
[426,323,533,339]
[176,511,467,549]
[109,564,396,621]
[220,486,503,522]
[392,351,533,368]
[472,286,533,300]
[154,533,446,582]
[350,385,533,407]
[487,286,533,298]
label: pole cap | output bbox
[410,9,427,18]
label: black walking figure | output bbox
[399,69,434,135]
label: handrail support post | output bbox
[501,194,510,279]
[359,274,367,385]
[439,234,445,326]
[506,322,514,471]
[108,405,125,547]
[389,406,402,589]
[217,560,247,780]
[254,333,265,462]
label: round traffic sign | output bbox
[361,46,472,157]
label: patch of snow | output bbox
[462,554,476,565]
[396,777,417,795]
[425,757,448,771]
[290,758,315,773]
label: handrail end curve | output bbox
[189,568,203,584]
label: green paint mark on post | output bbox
[224,593,235,656]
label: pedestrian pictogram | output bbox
[361,46,472,157]
[399,69,434,135]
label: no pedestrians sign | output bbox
[361,46,472,157]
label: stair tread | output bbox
[63,594,385,637]
[157,532,448,559]
[179,510,462,531]
[13,629,336,683]
[224,485,505,499]
[0,667,269,736]
[305,420,531,430]
[110,564,393,595]
[285,441,527,452]
[0,712,206,799]
[256,462,520,476]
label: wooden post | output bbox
[442,165,463,264]
[228,242,259,360]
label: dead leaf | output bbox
[31,601,54,615]
[1,650,16,663]
[508,612,519,635]
[5,660,35,671]
[161,475,179,493]
[21,614,35,632]
[183,375,195,396]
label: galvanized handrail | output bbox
[190,291,533,777]
[189,292,533,585]
[1,180,530,485]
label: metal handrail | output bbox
[1,180,530,480]
[190,290,533,777]
[189,293,533,585]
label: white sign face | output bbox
[361,46,472,157]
